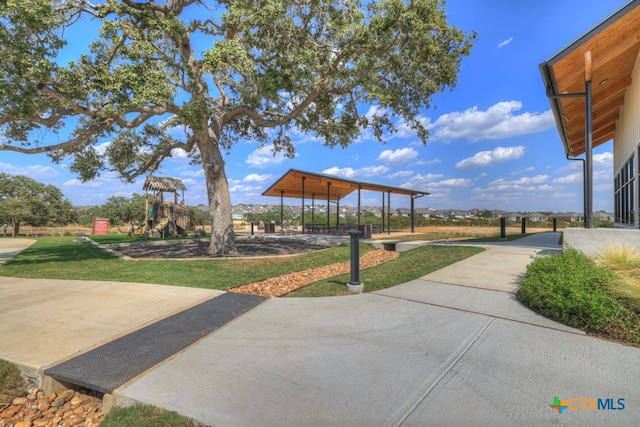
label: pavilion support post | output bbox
[387,191,391,236]
[584,51,593,229]
[410,195,415,233]
[327,183,331,231]
[301,177,305,233]
[382,193,385,233]
[312,194,315,223]
[280,191,284,232]
[337,196,340,227]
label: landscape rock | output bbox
[230,249,400,297]
[0,388,102,427]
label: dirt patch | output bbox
[109,238,336,259]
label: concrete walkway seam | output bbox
[388,318,494,427]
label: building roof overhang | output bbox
[539,0,640,157]
[262,169,430,201]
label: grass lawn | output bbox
[288,245,484,297]
[0,236,364,290]
[100,404,200,427]
[0,236,484,297]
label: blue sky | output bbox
[0,0,626,212]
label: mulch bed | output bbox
[110,238,335,259]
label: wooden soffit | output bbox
[262,169,430,200]
[540,0,640,157]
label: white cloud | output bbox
[322,167,356,178]
[400,173,470,194]
[394,115,431,139]
[401,173,444,188]
[481,175,550,194]
[498,37,513,48]
[229,184,261,193]
[439,178,473,187]
[553,172,582,184]
[387,170,414,179]
[245,145,289,168]
[377,147,418,166]
[63,178,101,188]
[243,173,273,183]
[0,162,59,179]
[322,165,389,178]
[432,101,554,142]
[593,152,613,165]
[456,146,526,169]
[358,165,389,176]
[94,141,111,156]
[171,148,189,159]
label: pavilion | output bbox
[261,169,430,234]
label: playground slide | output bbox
[151,218,169,234]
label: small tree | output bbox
[0,0,474,254]
[0,173,76,236]
[100,193,146,232]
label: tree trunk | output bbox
[12,220,19,237]
[198,136,237,255]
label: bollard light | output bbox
[346,230,364,293]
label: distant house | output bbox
[527,212,548,221]
[593,211,615,221]
[505,212,521,221]
[492,210,510,219]
[231,207,245,220]
[555,212,584,222]
[415,208,432,218]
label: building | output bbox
[540,0,640,253]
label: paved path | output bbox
[1,234,639,426]
[0,237,35,266]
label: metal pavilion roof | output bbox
[539,0,640,157]
[261,169,430,200]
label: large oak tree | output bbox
[0,0,474,254]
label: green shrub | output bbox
[517,249,638,342]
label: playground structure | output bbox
[142,176,198,238]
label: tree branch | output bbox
[0,120,112,154]
[0,108,77,128]
[220,84,353,128]
[37,83,97,117]
[121,139,188,181]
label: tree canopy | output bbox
[0,0,474,253]
[0,173,77,236]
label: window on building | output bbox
[615,153,636,226]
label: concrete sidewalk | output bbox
[115,232,638,426]
[1,234,639,426]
